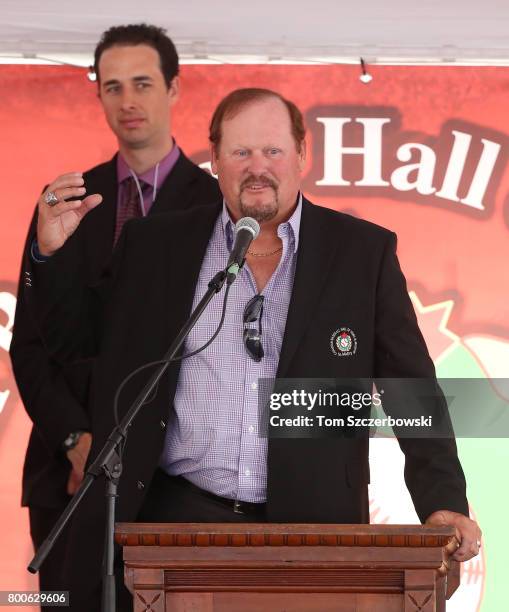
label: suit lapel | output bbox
[83,151,197,272]
[150,151,198,215]
[163,200,224,343]
[81,156,118,272]
[276,199,341,378]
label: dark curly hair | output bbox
[94,23,179,88]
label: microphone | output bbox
[226,217,260,284]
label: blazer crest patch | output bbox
[330,327,357,357]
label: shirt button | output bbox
[248,425,255,433]
[137,480,145,490]
[251,382,258,390]
[244,468,251,477]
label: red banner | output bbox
[1,64,507,609]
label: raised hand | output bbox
[37,172,103,256]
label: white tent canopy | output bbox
[2,0,509,64]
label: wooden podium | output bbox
[115,523,460,612]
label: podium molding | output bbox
[115,523,460,612]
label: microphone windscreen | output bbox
[235,217,260,239]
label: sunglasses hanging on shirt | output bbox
[243,294,265,362]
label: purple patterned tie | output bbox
[114,176,146,245]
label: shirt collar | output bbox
[222,192,302,254]
[116,140,180,187]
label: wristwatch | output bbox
[62,431,86,452]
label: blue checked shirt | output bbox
[160,196,302,502]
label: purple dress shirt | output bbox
[116,141,180,219]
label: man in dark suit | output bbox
[9,23,220,599]
[27,87,480,610]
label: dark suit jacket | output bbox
[26,197,468,606]
[10,150,221,509]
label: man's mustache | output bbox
[240,175,278,191]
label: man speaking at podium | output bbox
[26,88,480,609]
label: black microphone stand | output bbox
[28,269,228,612]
